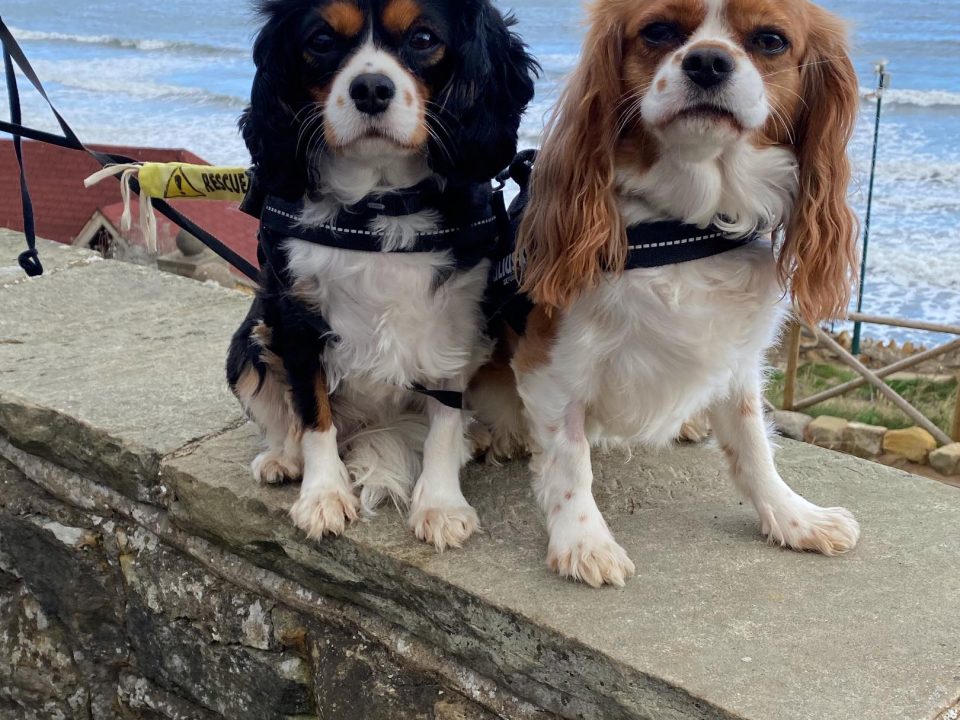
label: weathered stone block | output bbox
[843,422,887,459]
[929,442,960,476]
[0,259,249,500]
[0,451,508,720]
[804,415,849,450]
[772,410,813,441]
[883,427,938,464]
[0,230,98,288]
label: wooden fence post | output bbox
[812,327,953,446]
[782,321,802,412]
[952,373,960,443]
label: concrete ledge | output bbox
[0,231,958,720]
[0,231,249,500]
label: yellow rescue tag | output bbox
[136,163,251,201]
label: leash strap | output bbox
[3,39,41,276]
[486,151,537,334]
[0,17,260,281]
[410,384,464,410]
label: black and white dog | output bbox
[227,0,536,549]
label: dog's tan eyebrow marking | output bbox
[383,0,422,35]
[320,1,365,38]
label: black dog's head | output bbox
[241,0,538,199]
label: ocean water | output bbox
[2,0,958,345]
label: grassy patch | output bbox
[767,363,958,435]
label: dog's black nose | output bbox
[349,73,396,115]
[682,48,735,90]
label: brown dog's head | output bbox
[518,0,859,324]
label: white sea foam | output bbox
[10,26,244,57]
[536,53,579,72]
[860,86,960,108]
[29,59,247,109]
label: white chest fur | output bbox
[284,239,490,392]
[538,242,787,445]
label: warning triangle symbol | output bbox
[164,166,206,198]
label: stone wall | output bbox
[0,454,499,720]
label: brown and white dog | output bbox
[481,0,861,586]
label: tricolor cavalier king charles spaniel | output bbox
[227,0,535,548]
[475,0,862,586]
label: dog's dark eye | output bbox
[409,28,440,52]
[750,30,790,55]
[641,22,682,47]
[308,31,337,55]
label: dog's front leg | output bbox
[288,371,360,538]
[531,402,635,587]
[408,397,479,551]
[708,369,860,554]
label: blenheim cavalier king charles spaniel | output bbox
[486,0,861,586]
[227,0,535,549]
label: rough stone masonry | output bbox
[0,231,959,720]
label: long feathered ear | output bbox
[516,13,626,311]
[780,5,860,324]
[240,11,308,200]
[429,1,537,183]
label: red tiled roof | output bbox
[0,140,258,268]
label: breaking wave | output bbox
[10,26,244,57]
[860,87,960,108]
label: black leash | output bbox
[0,17,260,281]
[2,26,40,276]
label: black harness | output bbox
[485,150,762,334]
[244,180,503,410]
[259,188,497,272]
[240,152,760,409]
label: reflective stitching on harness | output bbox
[264,203,496,239]
[627,232,725,251]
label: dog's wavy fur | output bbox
[482,0,861,586]
[518,0,858,324]
[227,0,536,549]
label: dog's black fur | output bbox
[227,0,537,449]
[239,0,538,199]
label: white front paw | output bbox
[290,488,360,539]
[289,461,360,539]
[547,524,635,588]
[759,497,860,556]
[408,501,479,552]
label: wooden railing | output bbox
[782,313,960,446]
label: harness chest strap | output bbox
[485,149,762,334]
[256,188,505,411]
[259,194,500,272]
